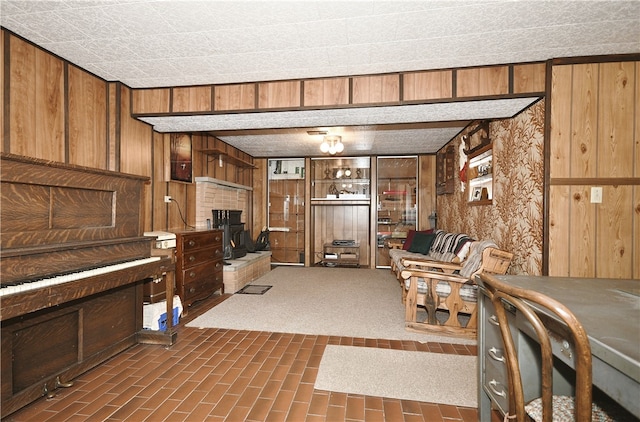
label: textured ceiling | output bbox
[2,1,638,157]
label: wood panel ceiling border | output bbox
[130,62,547,117]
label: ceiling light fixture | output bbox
[320,135,344,155]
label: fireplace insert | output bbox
[212,209,247,259]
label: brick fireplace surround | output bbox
[195,177,271,292]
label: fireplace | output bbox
[212,209,247,259]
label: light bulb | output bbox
[320,141,329,153]
[328,145,336,155]
[344,168,351,177]
[335,141,344,153]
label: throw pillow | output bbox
[452,239,474,263]
[407,232,437,254]
[402,229,434,251]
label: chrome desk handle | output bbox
[488,379,506,398]
[488,347,505,363]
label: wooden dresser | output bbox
[175,229,224,311]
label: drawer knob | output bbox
[489,315,500,326]
[488,347,505,363]
[215,235,221,241]
[189,287,196,293]
[189,255,195,262]
[215,262,221,269]
[188,240,195,247]
[488,379,506,398]
[189,271,196,278]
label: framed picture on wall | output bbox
[170,134,192,182]
[471,186,482,201]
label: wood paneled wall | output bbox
[131,63,546,115]
[1,29,253,234]
[311,205,371,267]
[548,59,639,278]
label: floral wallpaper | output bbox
[437,100,545,275]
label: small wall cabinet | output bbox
[468,145,493,204]
[436,145,455,195]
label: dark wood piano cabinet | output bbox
[0,153,175,418]
[175,229,224,311]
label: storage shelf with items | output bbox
[268,158,305,265]
[467,145,493,204]
[321,242,360,267]
[376,156,418,268]
[310,157,371,204]
[310,157,371,268]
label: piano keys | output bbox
[0,256,162,297]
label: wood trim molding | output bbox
[549,178,640,185]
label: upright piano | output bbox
[0,153,175,418]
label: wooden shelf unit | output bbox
[197,148,256,168]
[321,243,360,267]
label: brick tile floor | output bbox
[5,293,501,422]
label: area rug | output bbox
[315,345,477,408]
[236,284,272,295]
[186,266,475,345]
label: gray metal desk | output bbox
[477,276,640,420]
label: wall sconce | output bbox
[320,135,344,155]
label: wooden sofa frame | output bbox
[400,247,513,338]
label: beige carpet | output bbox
[315,345,477,407]
[187,266,475,345]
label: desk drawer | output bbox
[484,358,509,414]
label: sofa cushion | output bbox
[389,249,439,273]
[452,239,474,263]
[407,232,437,254]
[402,229,434,250]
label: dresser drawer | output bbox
[181,246,223,269]
[180,259,223,284]
[182,272,222,302]
[180,230,223,252]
